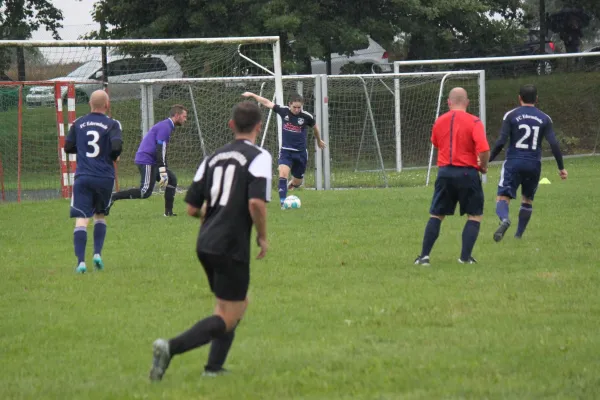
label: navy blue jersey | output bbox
[490,105,564,169]
[65,112,123,179]
[273,105,316,152]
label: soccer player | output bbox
[489,84,568,241]
[64,90,123,273]
[149,101,271,381]
[414,87,490,266]
[108,105,187,216]
[241,91,326,207]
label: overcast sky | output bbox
[31,0,98,41]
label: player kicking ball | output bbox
[241,91,326,208]
[489,84,567,241]
[64,90,123,273]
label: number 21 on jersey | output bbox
[516,124,540,150]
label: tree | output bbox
[0,0,63,80]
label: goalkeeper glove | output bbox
[159,167,169,188]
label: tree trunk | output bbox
[16,47,26,81]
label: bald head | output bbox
[447,87,469,111]
[89,90,110,114]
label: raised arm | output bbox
[242,92,275,109]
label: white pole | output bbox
[314,76,323,190]
[272,39,284,152]
[188,85,207,157]
[321,75,331,190]
[478,70,487,184]
[394,62,402,172]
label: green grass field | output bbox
[1,157,599,399]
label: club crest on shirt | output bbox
[297,118,304,125]
[284,115,289,121]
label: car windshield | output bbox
[67,61,102,78]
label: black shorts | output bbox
[430,166,484,216]
[197,252,250,301]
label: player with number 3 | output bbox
[64,90,123,273]
[489,84,568,241]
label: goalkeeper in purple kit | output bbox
[108,105,187,217]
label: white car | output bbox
[26,54,183,107]
[310,37,392,74]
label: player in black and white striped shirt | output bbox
[149,101,272,381]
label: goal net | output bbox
[325,71,484,188]
[136,75,323,190]
[0,37,283,201]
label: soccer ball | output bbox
[283,195,301,209]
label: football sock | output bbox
[93,220,106,256]
[516,203,533,237]
[73,226,87,264]
[205,327,236,372]
[165,185,176,214]
[461,220,481,261]
[420,217,441,257]
[278,178,287,203]
[168,315,227,356]
[496,199,510,221]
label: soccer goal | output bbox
[324,71,485,188]
[139,74,326,190]
[0,37,283,201]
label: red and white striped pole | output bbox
[55,82,70,199]
[66,83,77,198]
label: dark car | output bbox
[510,30,557,75]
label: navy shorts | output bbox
[430,166,484,216]
[197,251,250,301]
[278,149,308,179]
[497,159,541,200]
[70,175,114,218]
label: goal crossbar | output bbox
[0,37,281,47]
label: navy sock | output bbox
[93,220,107,255]
[278,178,287,203]
[461,220,481,261]
[73,227,87,264]
[420,217,442,257]
[496,200,510,221]
[516,203,533,237]
[205,327,236,372]
[168,315,227,356]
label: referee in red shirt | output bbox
[415,88,490,266]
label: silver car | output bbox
[26,54,183,107]
[311,37,392,74]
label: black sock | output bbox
[420,217,442,257]
[460,220,481,261]
[112,188,142,200]
[205,328,236,372]
[168,315,226,356]
[165,185,176,213]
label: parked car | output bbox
[25,54,183,107]
[510,30,557,75]
[581,45,600,71]
[310,37,392,74]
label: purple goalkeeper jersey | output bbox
[134,118,175,166]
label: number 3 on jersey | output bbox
[210,165,236,206]
[516,124,540,150]
[86,130,100,157]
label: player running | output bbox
[490,84,568,241]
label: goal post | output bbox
[0,36,284,201]
[323,71,485,188]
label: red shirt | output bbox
[432,110,490,168]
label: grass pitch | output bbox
[1,157,599,399]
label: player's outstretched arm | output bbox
[242,92,275,109]
[249,198,268,259]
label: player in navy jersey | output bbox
[149,101,271,381]
[64,90,123,273]
[242,91,326,207]
[108,105,187,216]
[489,84,568,241]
